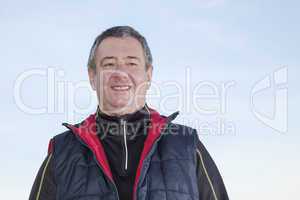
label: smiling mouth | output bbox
[111,85,132,91]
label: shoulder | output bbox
[164,122,199,145]
[52,130,76,145]
[47,129,80,157]
[166,122,197,136]
[159,122,199,157]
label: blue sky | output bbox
[1,0,299,199]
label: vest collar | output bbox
[96,104,151,138]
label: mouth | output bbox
[111,85,132,91]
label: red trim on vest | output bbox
[48,139,54,154]
[133,108,167,200]
[65,114,114,182]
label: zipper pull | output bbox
[121,119,128,171]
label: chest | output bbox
[54,135,199,200]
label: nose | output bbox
[116,60,126,70]
[110,70,129,83]
[111,60,129,77]
[108,59,130,83]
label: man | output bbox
[29,26,229,200]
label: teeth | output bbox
[112,86,130,91]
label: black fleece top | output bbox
[95,105,151,200]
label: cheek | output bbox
[130,68,148,84]
[95,71,112,91]
[132,75,149,94]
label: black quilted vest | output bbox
[49,109,199,200]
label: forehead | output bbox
[95,37,145,60]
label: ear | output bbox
[88,67,97,91]
[146,65,153,89]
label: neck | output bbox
[98,104,147,117]
[96,104,151,137]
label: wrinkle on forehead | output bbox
[95,37,146,66]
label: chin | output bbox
[110,100,130,109]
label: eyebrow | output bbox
[100,56,116,65]
[126,56,141,62]
[100,56,141,65]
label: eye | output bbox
[103,63,115,68]
[128,62,138,66]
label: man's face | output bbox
[88,36,152,115]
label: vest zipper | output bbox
[134,121,172,200]
[121,118,128,171]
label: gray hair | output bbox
[87,26,153,70]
